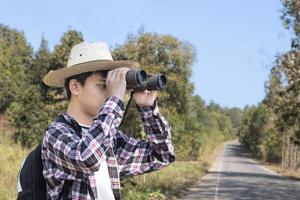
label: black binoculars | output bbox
[126,70,167,91]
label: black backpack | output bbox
[17,144,71,200]
[17,115,73,200]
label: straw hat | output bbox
[43,41,139,87]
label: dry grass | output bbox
[123,161,207,200]
[258,161,300,180]
[121,140,225,200]
[0,126,31,200]
[0,133,208,200]
[0,122,224,200]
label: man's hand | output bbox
[106,67,130,101]
[133,90,157,107]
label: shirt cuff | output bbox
[97,96,125,118]
[136,99,157,112]
[136,99,160,122]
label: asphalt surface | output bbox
[177,141,300,200]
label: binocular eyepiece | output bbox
[126,70,167,91]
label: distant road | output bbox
[177,141,300,200]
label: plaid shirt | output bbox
[41,96,175,200]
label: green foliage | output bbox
[0,24,33,113]
[8,85,51,147]
[113,31,195,116]
[113,31,198,157]
[239,105,268,158]
[7,29,83,147]
[281,0,300,48]
[263,127,282,162]
[224,107,243,134]
[238,0,300,167]
[28,36,52,86]
[114,32,236,160]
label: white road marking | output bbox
[214,145,225,200]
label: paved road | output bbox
[177,141,300,200]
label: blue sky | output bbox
[0,0,293,108]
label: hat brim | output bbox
[43,60,140,87]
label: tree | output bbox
[224,107,243,134]
[9,29,84,147]
[239,105,268,158]
[281,0,300,48]
[8,85,52,147]
[0,24,33,113]
[113,31,196,145]
[238,0,300,169]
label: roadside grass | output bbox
[122,161,208,200]
[257,161,300,180]
[0,126,31,200]
[0,125,224,200]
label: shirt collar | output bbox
[57,113,82,133]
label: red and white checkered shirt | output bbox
[41,96,175,200]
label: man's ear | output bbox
[69,79,81,97]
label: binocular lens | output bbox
[157,75,167,90]
[137,70,148,86]
[146,74,167,91]
[125,70,167,91]
[126,70,148,89]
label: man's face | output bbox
[75,73,131,118]
[77,73,107,117]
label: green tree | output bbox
[239,105,268,158]
[224,107,243,134]
[0,24,33,113]
[113,32,196,152]
[238,0,300,168]
[281,0,300,48]
[9,30,84,147]
[8,85,52,147]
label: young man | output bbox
[41,42,175,200]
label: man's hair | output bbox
[64,70,108,100]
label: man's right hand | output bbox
[105,67,130,101]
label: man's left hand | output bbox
[133,90,157,107]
